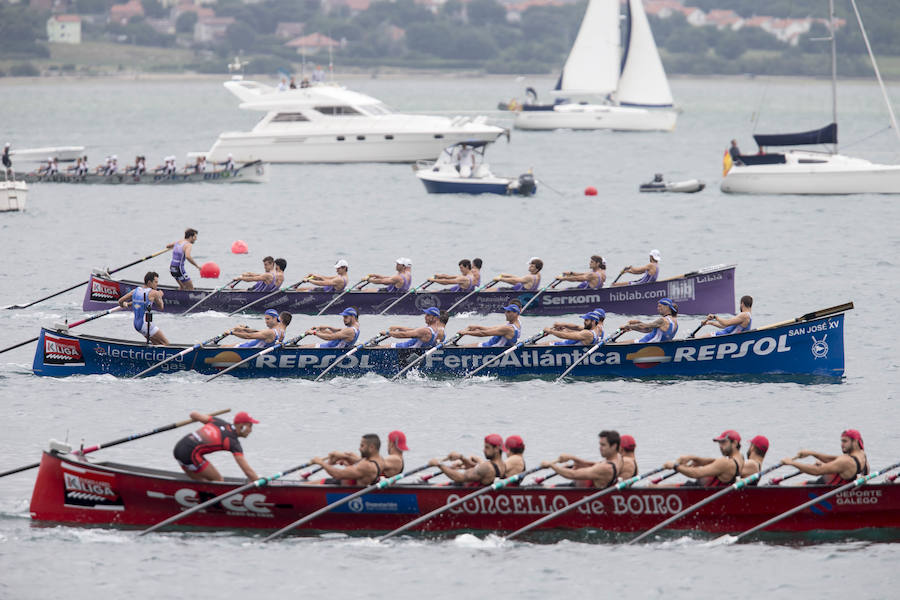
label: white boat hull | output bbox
[513,104,677,131]
[0,180,27,212]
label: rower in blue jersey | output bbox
[365,257,412,293]
[613,249,660,287]
[236,256,277,291]
[491,257,542,292]
[301,259,349,293]
[304,307,360,348]
[381,307,446,348]
[621,298,679,343]
[227,309,285,348]
[702,295,753,337]
[558,255,606,289]
[542,310,605,345]
[430,259,475,291]
[166,228,200,290]
[117,271,169,345]
[458,303,522,347]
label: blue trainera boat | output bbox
[32,310,847,381]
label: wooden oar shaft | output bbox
[183,278,238,315]
[78,408,230,455]
[765,470,803,486]
[316,278,368,316]
[759,302,854,331]
[378,280,432,315]
[0,306,124,355]
[520,279,559,314]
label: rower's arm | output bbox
[151,290,165,310]
[557,454,594,468]
[234,454,259,481]
[183,243,200,269]
[189,411,211,424]
[546,329,591,343]
[550,462,608,482]
[467,324,513,338]
[783,456,847,476]
[496,274,529,284]
[237,329,276,342]
[314,458,375,481]
[312,328,345,341]
[713,314,746,327]
[673,457,729,479]
[624,317,663,333]
[367,274,394,285]
[388,326,420,338]
[625,264,649,275]
[798,450,837,462]
[117,290,134,308]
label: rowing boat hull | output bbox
[14,161,267,184]
[81,265,736,316]
[30,451,899,537]
[31,313,845,380]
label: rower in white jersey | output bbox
[117,271,169,345]
[457,302,522,347]
[217,153,236,172]
[166,228,200,290]
[379,307,446,348]
[300,259,350,293]
[541,310,604,345]
[226,309,284,348]
[490,257,542,292]
[430,259,475,292]
[302,307,360,348]
[621,298,679,343]
[700,295,753,337]
[364,257,412,293]
[106,155,119,176]
[613,249,660,287]
[558,255,605,290]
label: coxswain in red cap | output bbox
[313,434,386,486]
[781,430,869,485]
[742,435,769,482]
[173,411,259,482]
[542,430,623,489]
[620,434,638,479]
[428,434,507,486]
[504,435,526,477]
[663,430,744,487]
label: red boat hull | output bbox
[29,452,900,537]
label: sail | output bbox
[555,0,620,98]
[616,0,674,107]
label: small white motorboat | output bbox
[639,173,705,193]
[415,142,537,195]
[1,176,27,212]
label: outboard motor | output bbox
[516,172,536,196]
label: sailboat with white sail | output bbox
[511,0,677,132]
[721,0,900,195]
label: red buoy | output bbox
[231,240,249,254]
[200,262,220,278]
[584,186,598,196]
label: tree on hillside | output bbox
[176,11,198,34]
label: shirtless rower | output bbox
[457,303,521,347]
[236,256,276,291]
[621,298,678,342]
[663,429,745,487]
[702,295,753,337]
[173,411,260,482]
[365,257,411,293]
[620,434,638,479]
[558,255,605,290]
[117,271,169,345]
[227,308,284,348]
[303,307,360,348]
[781,429,869,486]
[430,259,475,292]
[326,430,408,478]
[613,249,660,286]
[492,258,542,292]
[471,258,483,287]
[313,434,386,486]
[742,435,768,480]
[541,310,604,345]
[381,307,445,347]
[542,430,624,488]
[302,259,349,292]
[504,435,526,477]
[166,228,200,290]
[428,434,507,486]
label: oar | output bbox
[226,278,310,316]
[465,332,548,378]
[378,465,543,542]
[183,278,239,315]
[0,408,230,479]
[313,332,390,382]
[3,248,170,310]
[724,461,900,544]
[611,269,627,284]
[758,302,854,331]
[651,471,679,484]
[519,278,560,314]
[627,463,784,545]
[316,278,369,316]
[132,331,231,379]
[765,471,803,486]
[525,472,559,486]
[444,280,498,314]
[263,464,432,542]
[687,321,707,339]
[0,306,124,356]
[300,466,324,480]
[390,333,465,381]
[140,461,315,536]
[378,280,434,316]
[554,328,622,383]
[206,332,312,382]
[505,466,667,541]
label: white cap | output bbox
[650,249,661,261]
[112,155,117,160]
[396,257,412,267]
[4,143,9,148]
[528,256,541,263]
[227,153,233,158]
[334,259,349,269]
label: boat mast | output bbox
[849,0,900,146]
[829,0,837,153]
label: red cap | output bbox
[505,435,524,451]
[388,430,409,451]
[620,434,636,451]
[713,430,740,443]
[234,411,259,425]
[750,435,769,454]
[484,433,503,447]
[842,429,864,449]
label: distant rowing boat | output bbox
[32,311,846,380]
[13,160,267,184]
[82,265,736,317]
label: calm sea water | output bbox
[1,74,900,599]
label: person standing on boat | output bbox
[729,139,743,164]
[365,257,412,292]
[173,410,260,482]
[621,298,678,342]
[504,435,526,477]
[491,257,542,291]
[313,434,386,486]
[117,271,169,345]
[781,429,869,485]
[303,307,360,348]
[312,65,325,83]
[457,303,522,347]
[380,307,445,348]
[741,435,768,481]
[541,310,604,345]
[217,153,236,173]
[620,434,638,479]
[167,228,200,290]
[302,259,349,293]
[430,259,475,291]
[542,430,624,488]
[2,143,12,176]
[428,434,507,486]
[614,249,660,286]
[455,144,475,177]
[236,256,276,291]
[227,308,283,348]
[702,295,753,336]
[663,430,745,487]
[558,255,605,289]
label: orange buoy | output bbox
[584,186,598,196]
[231,240,249,254]
[200,262,220,278]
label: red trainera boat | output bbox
[30,451,900,539]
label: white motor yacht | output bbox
[207,79,505,163]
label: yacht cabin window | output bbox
[271,113,310,122]
[315,106,363,116]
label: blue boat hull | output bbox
[420,178,515,195]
